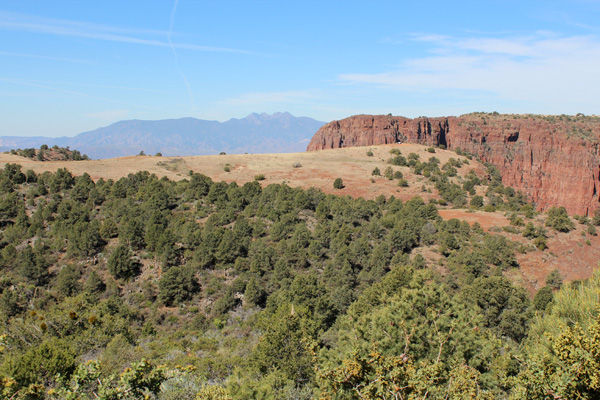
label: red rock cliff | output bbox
[307,113,600,216]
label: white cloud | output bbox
[0,11,250,54]
[339,33,600,112]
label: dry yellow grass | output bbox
[0,143,484,202]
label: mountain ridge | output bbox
[0,112,325,159]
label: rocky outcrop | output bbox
[307,113,600,216]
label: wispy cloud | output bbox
[0,10,250,54]
[0,77,162,111]
[167,0,195,112]
[3,78,166,93]
[0,51,91,63]
[339,33,600,110]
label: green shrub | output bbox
[388,155,407,166]
[545,269,563,290]
[545,206,574,232]
[384,166,394,180]
[587,224,597,236]
[159,266,199,306]
[333,178,344,189]
[534,236,547,250]
[533,286,554,311]
[470,195,484,209]
[107,245,139,279]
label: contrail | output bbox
[167,0,196,112]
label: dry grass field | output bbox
[0,143,484,202]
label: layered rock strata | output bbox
[307,113,600,216]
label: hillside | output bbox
[0,144,598,288]
[307,113,600,216]
[0,143,485,201]
[0,144,599,398]
[6,145,89,162]
[0,112,325,159]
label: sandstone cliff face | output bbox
[307,114,600,216]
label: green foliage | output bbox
[251,304,315,385]
[322,272,502,398]
[533,236,547,250]
[532,286,554,311]
[0,287,22,317]
[333,178,344,189]
[514,272,600,399]
[107,245,139,279]
[463,276,531,342]
[545,206,574,232]
[55,265,80,297]
[100,218,119,239]
[84,270,105,294]
[0,160,568,397]
[319,351,494,400]
[593,209,600,226]
[159,266,200,306]
[244,276,266,307]
[384,166,394,180]
[1,337,77,387]
[68,220,105,257]
[387,155,407,166]
[545,268,563,290]
[470,195,484,209]
[48,359,167,400]
[17,245,49,286]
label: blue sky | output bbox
[1,0,600,137]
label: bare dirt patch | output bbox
[438,209,510,231]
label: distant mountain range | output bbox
[0,112,325,159]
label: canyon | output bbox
[307,113,600,216]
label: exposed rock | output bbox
[307,113,600,216]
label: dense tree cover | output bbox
[0,162,594,399]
